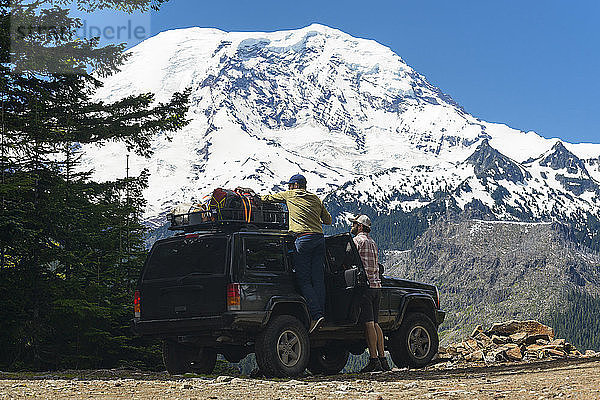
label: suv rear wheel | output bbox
[389,312,438,369]
[162,341,216,375]
[307,345,349,375]
[162,341,189,374]
[190,346,217,374]
[255,315,309,377]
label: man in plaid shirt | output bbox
[350,214,391,372]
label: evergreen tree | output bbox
[548,289,600,352]
[0,0,189,370]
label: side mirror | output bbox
[378,262,385,277]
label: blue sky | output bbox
[76,0,599,144]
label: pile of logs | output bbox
[438,320,598,364]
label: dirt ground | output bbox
[1,358,599,399]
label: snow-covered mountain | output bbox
[331,140,600,221]
[82,24,600,235]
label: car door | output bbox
[324,233,368,324]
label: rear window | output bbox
[144,237,228,280]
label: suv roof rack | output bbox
[168,206,289,233]
[173,226,290,236]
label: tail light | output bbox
[134,290,141,318]
[435,287,440,309]
[227,283,241,311]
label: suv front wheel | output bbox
[307,345,349,375]
[389,312,438,369]
[255,315,310,377]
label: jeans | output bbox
[294,233,326,320]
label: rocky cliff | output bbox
[386,219,600,348]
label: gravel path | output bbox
[1,359,599,399]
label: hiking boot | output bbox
[360,358,382,373]
[309,316,325,334]
[379,357,392,371]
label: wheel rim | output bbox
[277,330,301,367]
[408,325,431,360]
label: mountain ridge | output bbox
[80,24,600,236]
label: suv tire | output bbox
[255,315,310,377]
[190,347,217,374]
[163,341,217,375]
[389,312,438,369]
[162,340,191,375]
[307,345,349,375]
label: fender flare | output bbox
[262,296,310,328]
[392,294,437,331]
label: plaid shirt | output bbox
[353,232,381,288]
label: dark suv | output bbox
[133,227,445,377]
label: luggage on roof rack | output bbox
[167,187,288,231]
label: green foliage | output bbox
[0,0,186,370]
[323,195,456,251]
[547,289,600,351]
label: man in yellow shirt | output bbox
[262,174,332,333]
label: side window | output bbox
[244,237,286,272]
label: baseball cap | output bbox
[283,174,307,186]
[348,214,371,228]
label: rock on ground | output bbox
[438,320,598,365]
